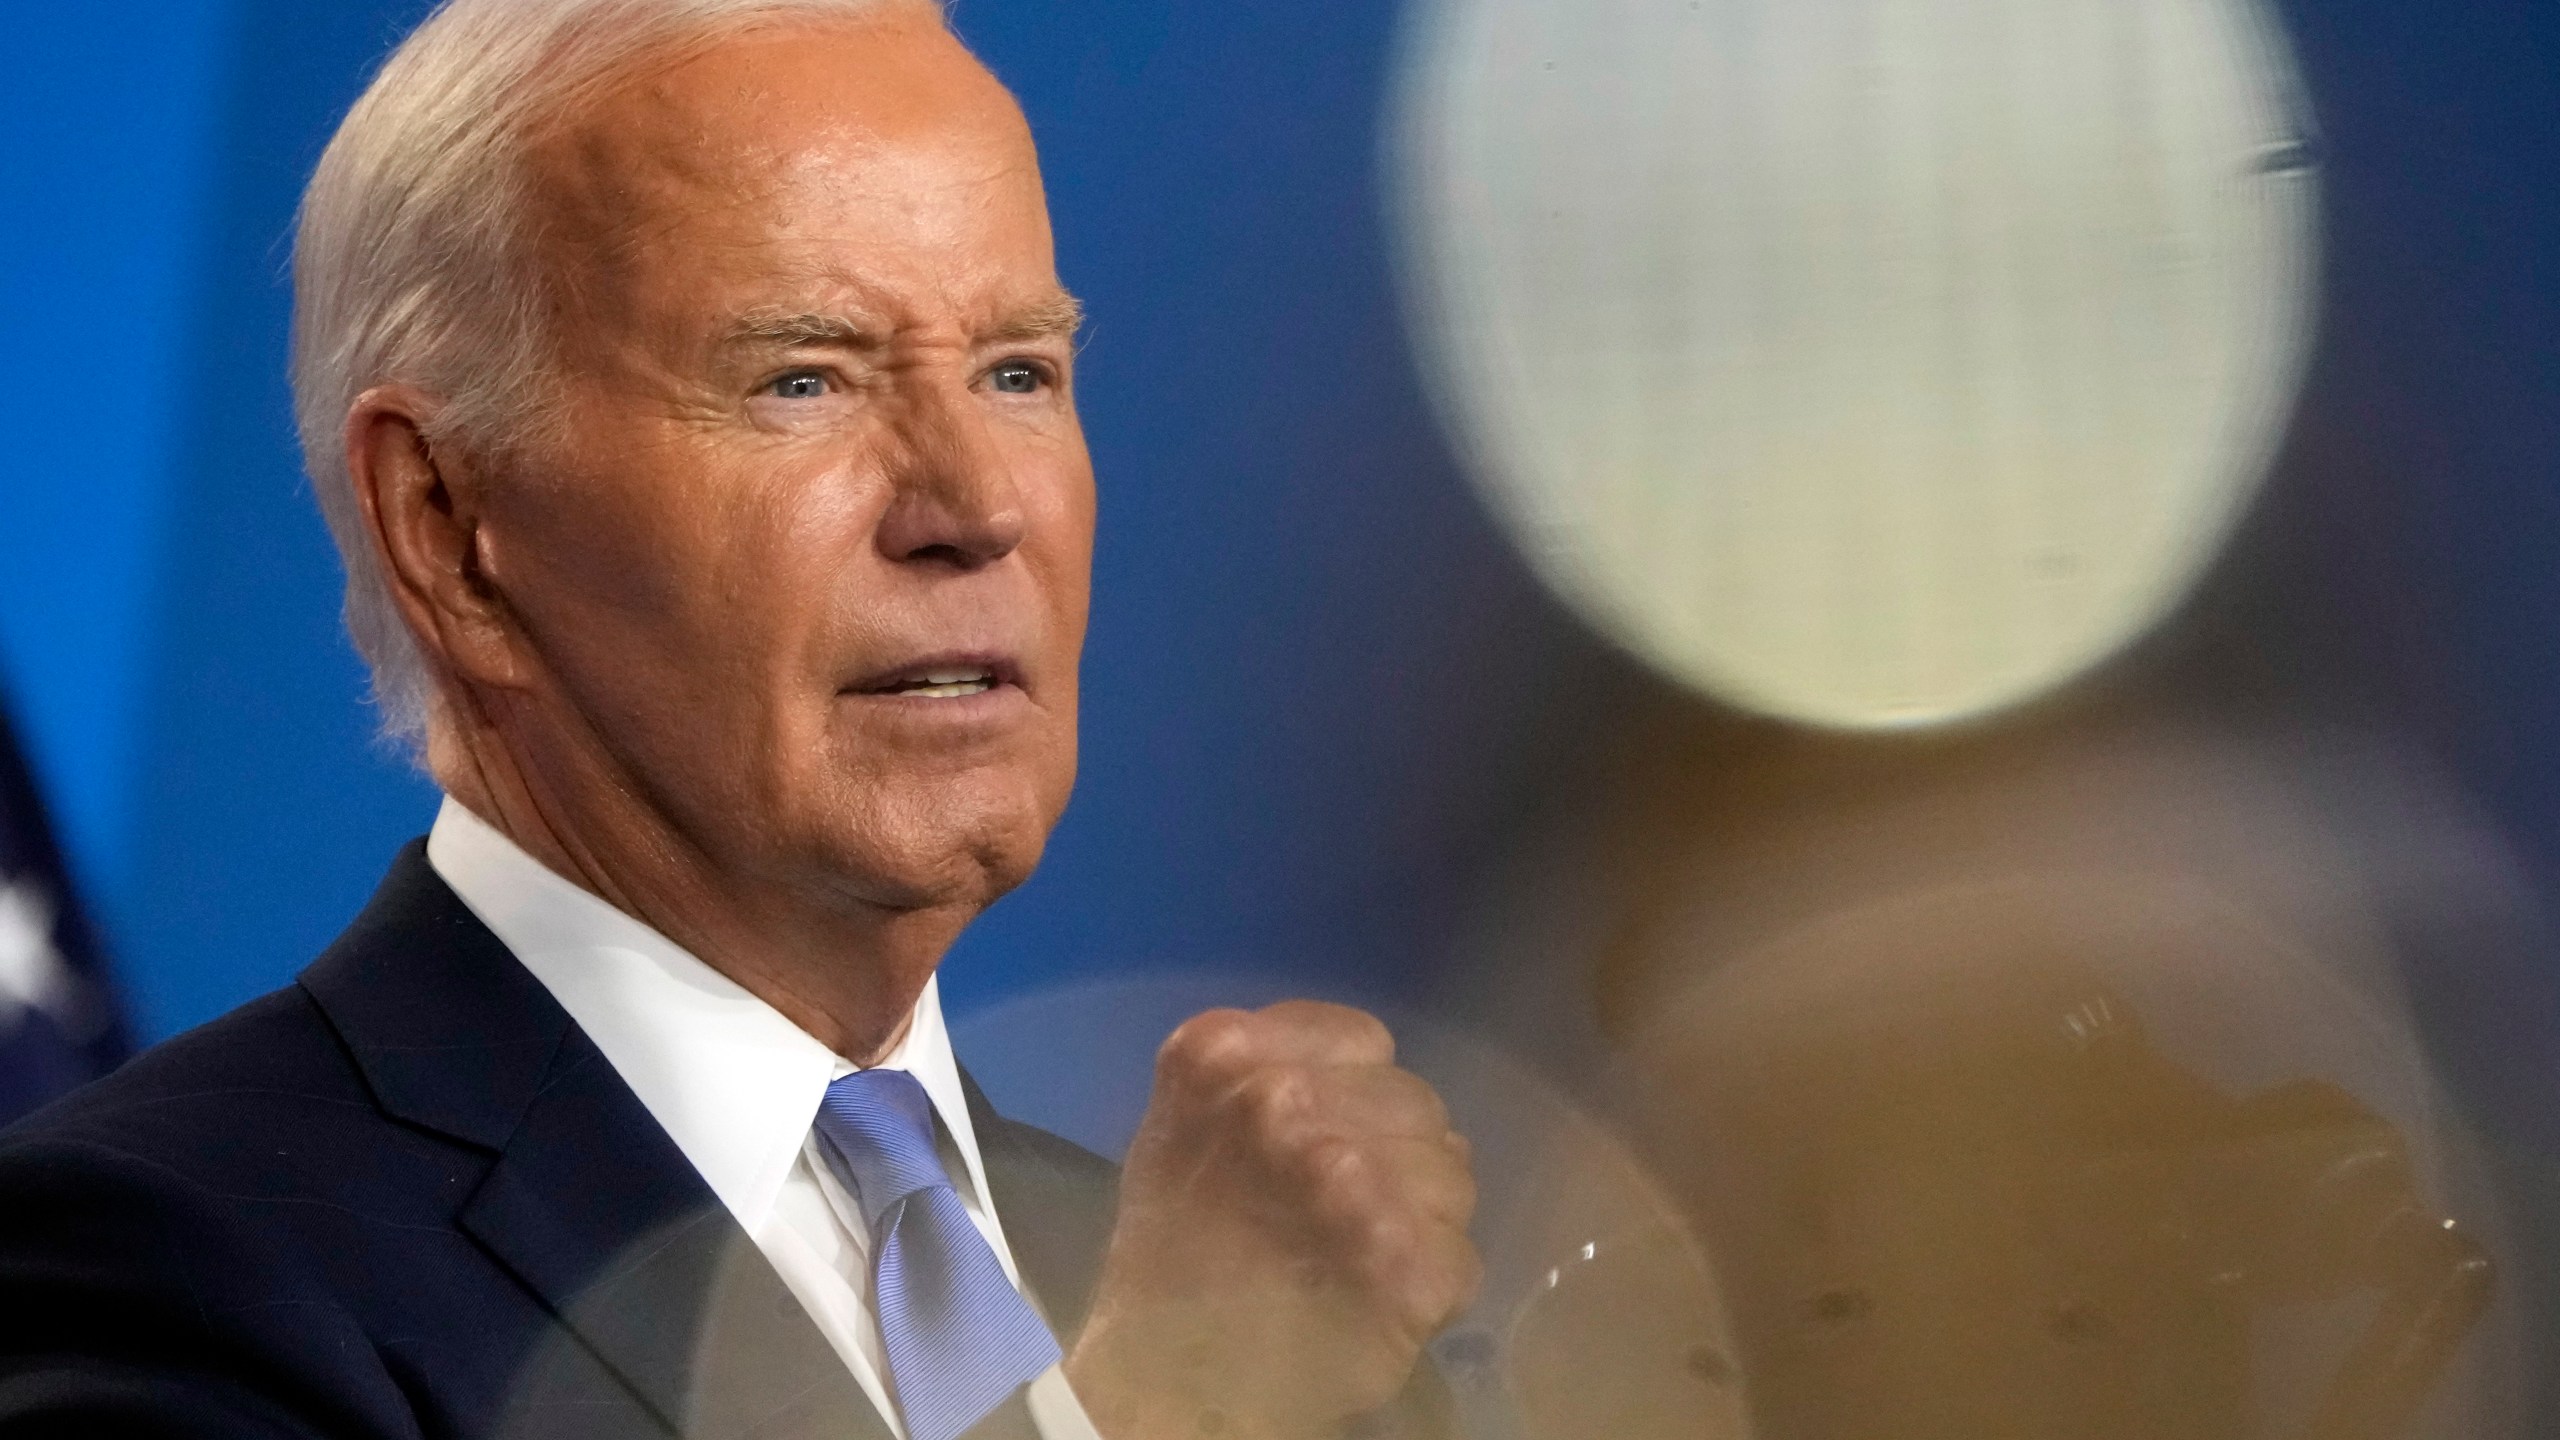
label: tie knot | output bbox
[814,1068,955,1229]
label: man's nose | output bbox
[873,379,1028,568]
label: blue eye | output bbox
[989,362,1043,395]
[768,370,829,399]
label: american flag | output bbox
[0,692,128,1126]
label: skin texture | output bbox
[1072,1003,1482,1439]
[342,9,1476,1433]
[355,8,1085,1063]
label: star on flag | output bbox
[0,873,81,1032]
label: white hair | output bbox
[292,0,930,750]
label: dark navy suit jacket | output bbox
[0,843,1119,1439]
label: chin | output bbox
[806,776,1061,914]
[836,835,1045,915]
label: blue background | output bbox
[5,1,2559,1420]
[1,0,2554,1074]
[0,0,1628,1040]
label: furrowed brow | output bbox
[720,309,885,350]
[983,292,1087,345]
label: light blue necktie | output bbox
[813,1068,1061,1440]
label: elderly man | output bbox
[0,2,1478,1438]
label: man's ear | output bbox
[345,387,532,691]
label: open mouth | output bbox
[877,668,996,699]
[851,656,1019,701]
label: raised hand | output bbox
[1065,1002,1480,1440]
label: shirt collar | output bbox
[423,796,995,1235]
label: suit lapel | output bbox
[461,1025,884,1440]
[303,845,884,1440]
[960,1068,1119,1344]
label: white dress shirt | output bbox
[426,798,1101,1440]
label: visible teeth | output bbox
[868,666,997,698]
[891,669,995,698]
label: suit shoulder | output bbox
[1,982,364,1159]
[0,1098,415,1439]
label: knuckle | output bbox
[1159,1007,1256,1082]
[1432,1137,1476,1187]
[1336,1006,1395,1061]
[1388,1071,1452,1134]
[1305,1136,1369,1199]
[1239,1064,1315,1138]
[1447,1169,1480,1227]
[1360,1211,1415,1264]
[1348,1227,1415,1300]
[1394,1232,1481,1331]
[1412,1149,1476,1227]
[1375,1246,1460,1341]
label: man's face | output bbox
[483,11,1091,916]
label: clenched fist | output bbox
[1065,1002,1480,1440]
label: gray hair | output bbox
[292,0,925,749]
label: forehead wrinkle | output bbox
[536,112,1025,337]
[552,95,785,256]
[521,5,1036,226]
[523,122,778,354]
[562,19,1032,241]
[518,17,1058,367]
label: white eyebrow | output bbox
[983,292,1087,344]
[720,309,885,349]
[719,293,1086,351]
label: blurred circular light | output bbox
[1392,0,2321,728]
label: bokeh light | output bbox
[1392,0,2321,728]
